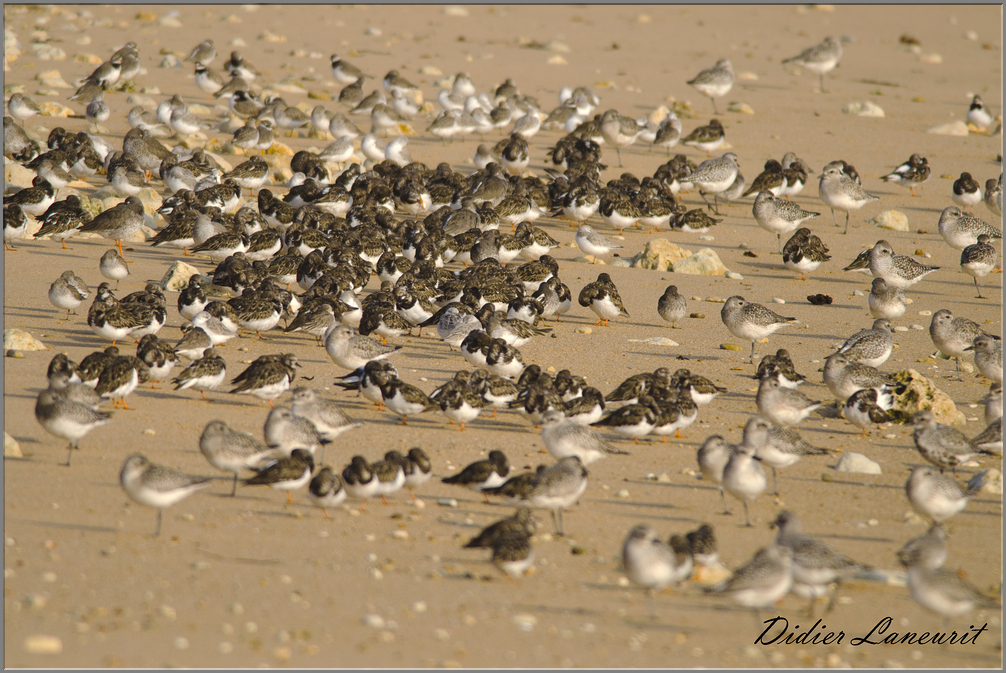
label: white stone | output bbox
[159,261,201,292]
[926,120,969,136]
[834,452,882,475]
[4,431,23,458]
[3,329,46,352]
[671,248,729,276]
[841,101,885,118]
[627,337,679,347]
[870,210,909,232]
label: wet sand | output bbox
[3,4,1003,668]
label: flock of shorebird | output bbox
[4,24,1002,626]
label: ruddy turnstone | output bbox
[307,466,347,519]
[578,272,629,327]
[755,349,806,389]
[230,353,299,406]
[681,119,725,157]
[952,172,983,212]
[842,389,891,436]
[442,450,510,503]
[120,454,211,537]
[3,204,27,250]
[243,448,314,504]
[966,94,994,130]
[172,346,226,400]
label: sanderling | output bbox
[48,270,89,320]
[756,376,821,428]
[983,177,1002,217]
[867,277,908,321]
[818,164,879,234]
[35,388,112,466]
[822,353,896,404]
[906,465,971,524]
[964,334,1002,385]
[913,410,996,475]
[782,36,843,92]
[770,510,870,617]
[263,406,322,457]
[837,318,894,367]
[687,59,734,115]
[984,382,1003,424]
[599,109,645,166]
[960,235,999,299]
[47,370,101,410]
[704,544,794,611]
[290,387,363,441]
[541,410,627,464]
[657,285,688,329]
[575,224,622,257]
[938,206,1001,250]
[971,417,1002,455]
[929,308,997,380]
[622,525,693,619]
[442,450,510,503]
[689,152,740,215]
[199,419,274,496]
[720,296,799,364]
[721,417,770,527]
[7,92,42,126]
[120,454,211,537]
[523,455,589,536]
[324,323,402,370]
[842,389,891,436]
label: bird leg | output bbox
[200,391,209,402]
[61,239,73,250]
[843,212,850,236]
[380,495,390,505]
[742,500,752,527]
[153,509,163,538]
[719,488,731,515]
[231,473,238,497]
[974,278,984,299]
[116,239,127,261]
[749,341,757,364]
[285,491,293,504]
[772,466,779,497]
[483,492,490,504]
[267,399,275,408]
[65,442,75,467]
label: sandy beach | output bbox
[3,4,1003,668]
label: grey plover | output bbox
[938,206,1001,250]
[960,234,998,299]
[782,36,843,92]
[263,406,322,457]
[574,224,622,257]
[842,389,891,436]
[929,308,997,380]
[688,152,740,214]
[523,455,589,536]
[896,523,947,571]
[756,377,821,428]
[964,334,1003,384]
[119,453,211,537]
[199,419,274,496]
[243,448,315,504]
[906,465,971,523]
[881,153,930,197]
[770,510,870,616]
[818,164,879,234]
[697,435,732,514]
[864,240,939,289]
[912,410,996,475]
[686,58,734,115]
[758,424,832,495]
[35,388,112,466]
[822,353,896,404]
[46,370,101,410]
[704,544,795,611]
[753,191,820,253]
[657,285,688,329]
[541,410,627,465]
[867,277,908,320]
[837,318,894,367]
[622,525,693,619]
[721,417,770,527]
[905,540,1001,622]
[720,295,799,363]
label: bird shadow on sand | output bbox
[6,517,118,534]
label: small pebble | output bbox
[724,271,743,280]
[689,312,705,319]
[852,290,865,296]
[615,489,629,499]
[574,327,592,334]
[437,498,458,508]
[771,298,785,304]
[363,614,385,629]
[720,343,743,351]
[894,325,909,332]
[910,324,925,331]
